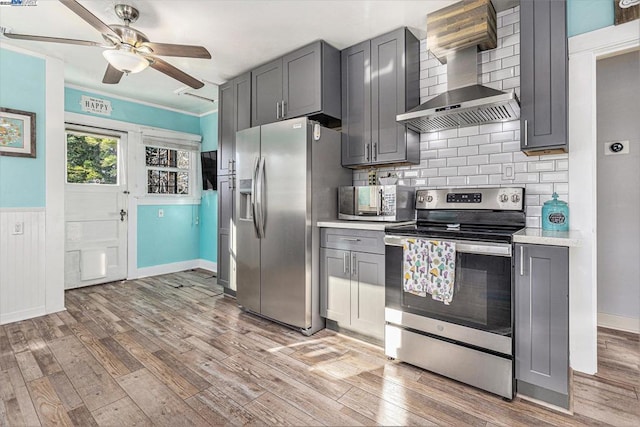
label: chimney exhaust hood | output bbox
[397,0,520,133]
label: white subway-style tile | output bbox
[502,120,521,131]
[448,137,468,147]
[480,164,502,174]
[479,143,503,155]
[447,157,467,167]
[438,167,459,177]
[502,54,520,68]
[467,175,489,185]
[458,145,479,157]
[491,131,515,143]
[428,177,447,186]
[479,123,503,134]
[554,183,569,194]
[490,152,514,164]
[491,67,516,82]
[490,45,514,61]
[502,141,521,152]
[403,170,419,178]
[428,139,448,149]
[447,176,467,186]
[467,154,490,165]
[526,216,541,228]
[514,162,528,173]
[540,171,568,182]
[502,76,520,90]
[438,128,459,139]
[556,160,569,171]
[528,161,555,172]
[525,195,540,206]
[420,168,438,178]
[458,126,479,137]
[468,134,491,145]
[437,147,458,158]
[429,158,447,168]
[421,149,438,159]
[525,183,554,194]
[458,165,479,176]
[514,173,539,184]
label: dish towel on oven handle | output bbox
[402,238,457,304]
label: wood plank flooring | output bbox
[1,270,638,426]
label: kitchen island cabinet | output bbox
[515,243,570,409]
[320,227,385,342]
[251,40,341,127]
[341,27,420,168]
[520,0,567,154]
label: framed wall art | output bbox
[0,107,36,158]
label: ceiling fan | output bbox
[2,0,210,89]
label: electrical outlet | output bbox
[503,163,515,180]
[12,222,24,235]
[158,209,164,218]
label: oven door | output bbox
[384,235,513,346]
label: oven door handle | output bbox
[384,235,512,257]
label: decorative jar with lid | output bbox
[542,192,569,231]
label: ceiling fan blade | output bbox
[2,32,104,47]
[102,64,124,84]
[59,0,121,41]
[147,56,204,89]
[140,42,211,59]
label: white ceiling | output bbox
[0,1,513,115]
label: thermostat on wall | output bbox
[604,140,629,156]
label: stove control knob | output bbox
[511,194,521,203]
[499,194,509,203]
[417,195,425,203]
[426,195,434,203]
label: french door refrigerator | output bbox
[235,117,351,335]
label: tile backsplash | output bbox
[352,6,568,229]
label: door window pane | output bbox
[66,131,119,184]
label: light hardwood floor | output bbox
[1,270,638,426]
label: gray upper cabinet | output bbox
[341,27,420,168]
[217,72,251,176]
[520,0,567,153]
[251,59,283,126]
[251,41,341,127]
[515,243,569,409]
[341,40,371,166]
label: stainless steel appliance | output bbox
[384,187,525,399]
[235,117,351,335]
[338,185,415,221]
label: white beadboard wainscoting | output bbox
[353,6,569,229]
[0,208,47,324]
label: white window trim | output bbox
[139,134,201,204]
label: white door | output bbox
[64,126,128,289]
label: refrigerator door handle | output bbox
[251,157,260,237]
[257,156,266,238]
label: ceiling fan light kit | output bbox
[102,48,149,74]
[3,0,210,89]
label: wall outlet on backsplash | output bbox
[503,163,515,180]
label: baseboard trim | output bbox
[598,312,640,333]
[0,306,46,325]
[197,259,217,273]
[137,260,201,279]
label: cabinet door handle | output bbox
[373,142,377,161]
[365,144,370,162]
[281,100,286,118]
[339,237,361,242]
[352,253,357,276]
[519,246,524,276]
[276,101,281,120]
[523,119,528,147]
[343,252,349,274]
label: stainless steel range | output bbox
[384,187,525,399]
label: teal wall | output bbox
[199,111,218,263]
[65,87,200,134]
[137,204,200,268]
[567,0,615,37]
[0,48,46,208]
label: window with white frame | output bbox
[142,136,199,198]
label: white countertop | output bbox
[513,228,582,247]
[317,220,415,231]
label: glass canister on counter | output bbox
[542,192,569,231]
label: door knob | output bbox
[120,209,127,221]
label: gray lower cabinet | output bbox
[217,175,235,288]
[515,243,569,408]
[520,0,567,153]
[320,228,385,341]
[251,40,341,127]
[218,73,251,176]
[341,27,420,168]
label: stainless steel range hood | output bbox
[397,43,520,133]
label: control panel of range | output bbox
[416,187,525,211]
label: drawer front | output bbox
[321,228,385,254]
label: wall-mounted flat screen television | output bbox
[201,150,217,191]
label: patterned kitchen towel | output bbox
[403,239,457,304]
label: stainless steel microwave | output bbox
[339,185,415,221]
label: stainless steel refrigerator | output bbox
[235,117,351,335]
